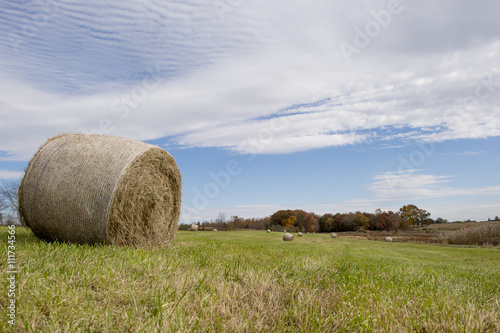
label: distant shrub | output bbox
[445,222,500,246]
[271,225,284,232]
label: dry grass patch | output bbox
[444,222,500,246]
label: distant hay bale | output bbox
[190,224,199,231]
[283,233,294,241]
[330,233,338,238]
[298,232,302,237]
[284,229,287,233]
[213,229,217,232]
[267,229,271,233]
[385,237,393,242]
[18,134,182,247]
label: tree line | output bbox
[185,204,439,233]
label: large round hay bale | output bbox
[190,224,199,231]
[298,232,303,237]
[267,229,271,233]
[385,237,393,242]
[283,233,294,241]
[18,134,182,247]
[330,233,338,238]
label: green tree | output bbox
[434,217,448,224]
[399,204,431,228]
[353,212,370,231]
[231,216,247,229]
[319,213,334,232]
[342,213,356,231]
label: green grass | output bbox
[1,228,500,332]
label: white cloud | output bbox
[366,170,500,201]
[0,170,24,180]
[1,1,500,158]
[440,151,486,156]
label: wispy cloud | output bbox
[440,151,486,156]
[366,170,500,201]
[0,170,24,180]
[1,0,500,158]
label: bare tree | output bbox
[0,179,21,225]
[216,212,226,224]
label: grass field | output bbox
[1,227,500,332]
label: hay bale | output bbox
[385,237,393,242]
[283,233,294,241]
[330,233,338,238]
[213,229,217,232]
[298,232,302,237]
[190,224,199,231]
[267,229,271,233]
[284,229,287,233]
[18,134,181,247]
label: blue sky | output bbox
[1,0,499,223]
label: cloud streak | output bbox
[0,170,24,180]
[0,0,499,159]
[366,170,500,201]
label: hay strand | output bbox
[18,134,181,247]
